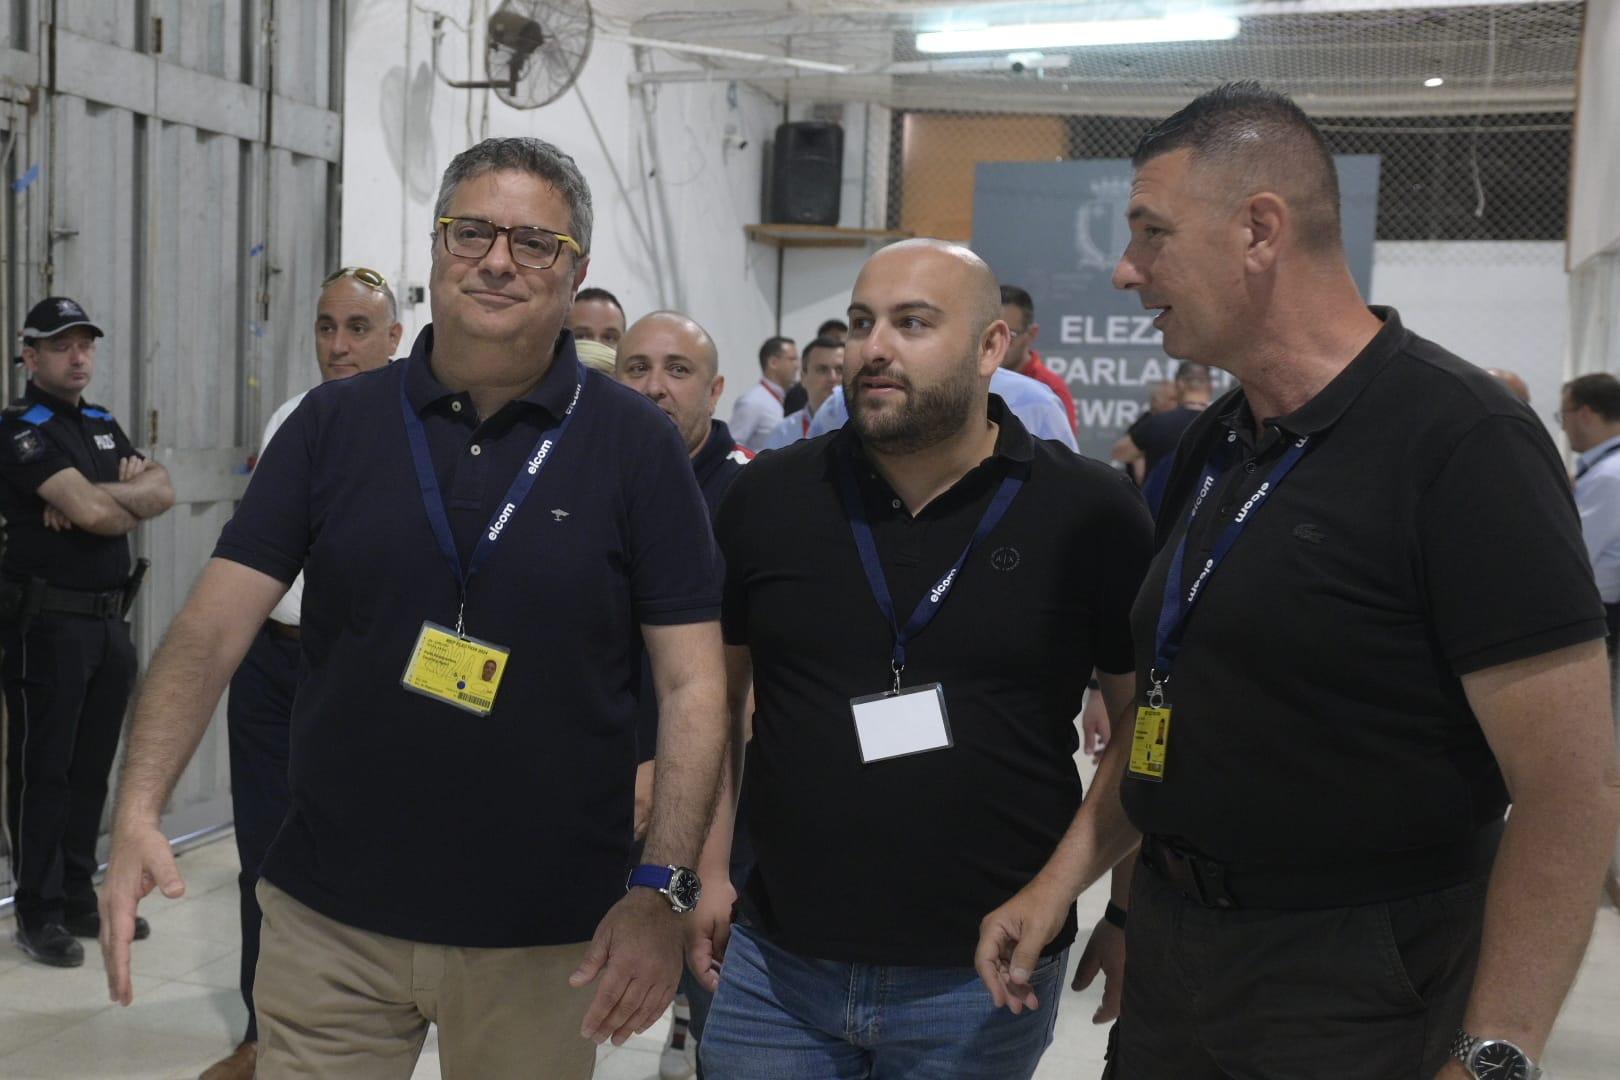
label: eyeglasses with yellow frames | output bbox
[435,216,583,270]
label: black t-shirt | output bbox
[717,396,1152,965]
[213,327,722,947]
[1124,308,1605,884]
[1127,405,1202,480]
[0,385,138,590]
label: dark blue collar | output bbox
[402,324,584,422]
[692,419,739,477]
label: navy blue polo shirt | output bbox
[214,326,722,947]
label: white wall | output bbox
[1369,241,1568,441]
[1569,0,1620,269]
[341,0,780,412]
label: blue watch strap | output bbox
[626,864,675,893]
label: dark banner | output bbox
[972,156,1379,460]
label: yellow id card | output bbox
[400,621,511,716]
[1128,706,1171,782]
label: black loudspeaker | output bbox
[767,122,843,226]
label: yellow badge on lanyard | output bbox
[401,622,511,716]
[1128,706,1171,782]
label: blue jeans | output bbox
[700,924,1067,1080]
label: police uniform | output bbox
[0,298,147,965]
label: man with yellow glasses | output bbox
[199,266,402,1080]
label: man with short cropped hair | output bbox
[200,266,403,1080]
[816,318,848,346]
[973,81,1619,1080]
[101,137,729,1079]
[761,337,844,450]
[568,285,627,350]
[1560,372,1620,652]
[999,285,1076,433]
[728,336,799,450]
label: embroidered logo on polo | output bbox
[94,434,116,451]
[551,508,570,521]
[1293,523,1326,545]
[990,546,1021,571]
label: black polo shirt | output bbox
[635,418,752,763]
[1124,308,1605,898]
[214,326,722,947]
[717,396,1152,965]
[0,384,138,591]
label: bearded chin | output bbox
[850,366,978,455]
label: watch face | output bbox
[668,868,702,912]
[1473,1041,1531,1080]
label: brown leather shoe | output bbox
[199,1041,257,1080]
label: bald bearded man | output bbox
[692,240,1152,1079]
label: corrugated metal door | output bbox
[0,0,341,895]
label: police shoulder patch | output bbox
[9,426,45,463]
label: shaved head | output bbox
[865,239,1003,335]
[621,310,718,378]
[844,238,1009,455]
[616,310,724,456]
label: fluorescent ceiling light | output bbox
[915,14,1242,53]
[1424,76,1445,87]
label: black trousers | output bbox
[3,612,136,928]
[1105,856,1487,1079]
[225,625,297,1043]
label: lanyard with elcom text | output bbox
[394,365,584,717]
[1128,428,1312,781]
[835,446,1024,764]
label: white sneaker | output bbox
[659,996,696,1080]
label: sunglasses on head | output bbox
[323,266,388,289]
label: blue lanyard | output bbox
[398,364,584,633]
[1149,429,1312,703]
[1576,442,1620,481]
[835,447,1024,692]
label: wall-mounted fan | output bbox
[435,0,594,110]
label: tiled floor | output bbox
[0,833,1615,1078]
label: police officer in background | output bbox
[1,297,174,967]
[200,268,402,1080]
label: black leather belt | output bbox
[1141,820,1503,911]
[39,584,125,619]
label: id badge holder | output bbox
[401,621,512,716]
[1127,706,1172,781]
[849,683,953,764]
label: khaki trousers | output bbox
[253,880,596,1079]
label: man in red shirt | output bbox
[1000,285,1076,434]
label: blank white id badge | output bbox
[849,683,953,764]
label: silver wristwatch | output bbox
[1451,1030,1543,1080]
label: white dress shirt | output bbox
[729,379,787,451]
[259,391,309,627]
[807,368,1079,452]
[1575,433,1620,604]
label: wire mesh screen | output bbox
[886,108,1572,243]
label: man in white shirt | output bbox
[761,338,844,451]
[201,267,402,1080]
[728,336,798,450]
[808,365,1079,452]
[1560,373,1620,651]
